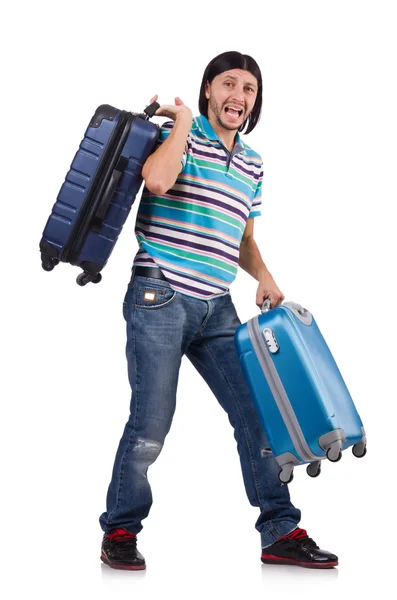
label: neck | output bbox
[207,112,238,153]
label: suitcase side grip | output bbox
[91,155,129,233]
[143,101,160,119]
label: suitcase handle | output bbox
[261,299,308,315]
[142,101,160,119]
[261,299,272,312]
[91,155,129,233]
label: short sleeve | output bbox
[155,120,190,173]
[248,162,263,218]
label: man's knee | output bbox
[132,436,163,455]
[130,436,164,468]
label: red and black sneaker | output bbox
[101,528,146,570]
[261,527,338,569]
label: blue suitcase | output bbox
[234,299,367,483]
[39,102,160,286]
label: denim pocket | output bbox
[135,283,177,309]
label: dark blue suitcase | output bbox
[39,102,160,286]
[234,299,367,483]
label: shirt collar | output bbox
[197,114,244,153]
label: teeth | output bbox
[225,106,242,115]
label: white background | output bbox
[1,0,396,598]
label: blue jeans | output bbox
[99,275,301,548]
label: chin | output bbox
[219,116,240,130]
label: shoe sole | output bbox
[101,552,146,570]
[261,555,338,569]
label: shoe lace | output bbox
[105,528,137,547]
[282,527,319,549]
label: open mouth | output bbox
[224,106,243,119]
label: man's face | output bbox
[205,68,258,132]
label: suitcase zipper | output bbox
[63,110,132,264]
[247,316,323,462]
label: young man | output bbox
[99,51,338,570]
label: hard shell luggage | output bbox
[39,101,160,286]
[234,299,367,483]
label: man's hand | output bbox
[256,271,285,311]
[147,94,193,121]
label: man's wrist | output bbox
[258,266,271,281]
[176,108,193,123]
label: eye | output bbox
[224,81,232,86]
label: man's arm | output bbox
[239,234,285,308]
[239,164,285,307]
[239,157,267,281]
[239,232,269,282]
[142,109,192,195]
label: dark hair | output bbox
[198,51,262,135]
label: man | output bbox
[99,51,338,570]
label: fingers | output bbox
[275,296,284,307]
[266,294,283,308]
[256,291,284,311]
[269,291,285,307]
[149,95,183,106]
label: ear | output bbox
[205,81,210,99]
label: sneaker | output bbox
[261,527,338,569]
[101,528,146,570]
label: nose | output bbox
[230,86,245,106]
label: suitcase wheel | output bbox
[306,460,321,478]
[76,272,102,286]
[278,465,294,484]
[41,255,59,271]
[326,447,342,462]
[352,442,367,458]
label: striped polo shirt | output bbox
[131,113,263,300]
